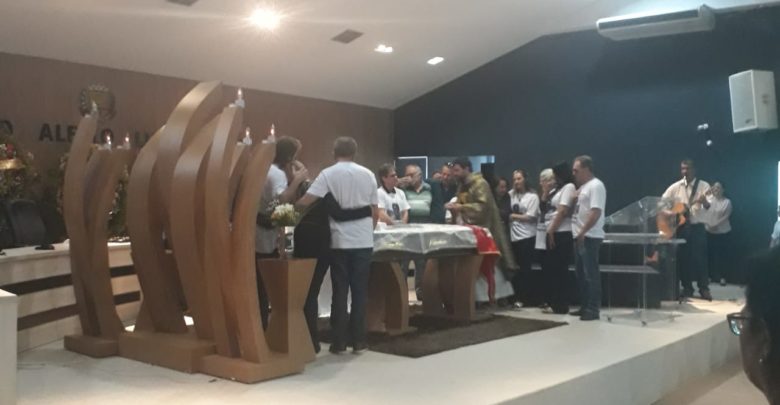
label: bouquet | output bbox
[270,203,299,228]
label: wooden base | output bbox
[422,254,483,322]
[64,334,118,358]
[258,258,316,365]
[198,353,303,384]
[118,329,215,373]
[367,261,414,334]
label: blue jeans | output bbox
[330,248,373,348]
[575,237,602,315]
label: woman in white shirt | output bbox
[706,182,732,286]
[541,162,576,314]
[508,170,539,307]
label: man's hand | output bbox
[445,202,462,212]
[397,176,412,188]
[293,166,309,183]
[546,232,556,250]
[576,233,585,248]
[510,213,523,221]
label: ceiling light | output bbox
[249,8,282,31]
[374,44,393,54]
[427,57,444,66]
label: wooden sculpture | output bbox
[63,108,133,357]
[114,81,312,383]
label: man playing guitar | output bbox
[662,159,712,301]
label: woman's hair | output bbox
[540,168,554,183]
[274,136,301,166]
[745,247,780,365]
[512,169,535,193]
[552,161,574,185]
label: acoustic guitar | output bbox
[657,201,688,239]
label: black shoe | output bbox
[329,344,347,354]
[580,312,600,321]
[352,342,368,354]
[700,290,713,302]
[313,342,322,354]
[569,309,583,316]
[552,307,570,315]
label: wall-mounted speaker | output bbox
[729,70,778,133]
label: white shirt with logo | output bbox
[508,189,539,242]
[377,187,410,222]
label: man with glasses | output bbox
[376,163,410,225]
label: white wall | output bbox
[0,289,18,405]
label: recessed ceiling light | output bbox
[427,56,445,66]
[249,8,282,31]
[374,44,393,54]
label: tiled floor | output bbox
[16,285,747,404]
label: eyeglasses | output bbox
[726,313,751,336]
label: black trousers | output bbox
[255,251,279,330]
[543,232,573,313]
[303,256,330,353]
[678,223,709,293]
[707,232,730,281]
[510,237,535,303]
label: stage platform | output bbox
[16,285,743,405]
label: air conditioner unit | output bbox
[597,5,715,41]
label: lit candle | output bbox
[269,123,276,142]
[242,127,252,145]
[90,101,99,117]
[235,88,245,108]
[105,134,112,150]
[123,133,131,149]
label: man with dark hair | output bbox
[296,136,378,354]
[663,158,711,301]
[571,155,607,321]
[255,136,309,329]
[376,163,409,225]
[446,157,518,287]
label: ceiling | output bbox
[0,0,778,108]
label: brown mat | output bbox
[319,314,566,358]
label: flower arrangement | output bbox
[0,131,39,201]
[270,203,299,228]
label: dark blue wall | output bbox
[395,8,780,274]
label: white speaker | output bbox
[729,70,778,133]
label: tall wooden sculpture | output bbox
[115,81,311,383]
[63,107,133,357]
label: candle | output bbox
[235,88,246,108]
[90,101,99,117]
[242,127,252,145]
[105,134,112,150]
[269,123,276,142]
[123,133,131,149]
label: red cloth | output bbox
[465,225,500,304]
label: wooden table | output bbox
[367,249,483,334]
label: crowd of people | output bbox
[254,134,753,355]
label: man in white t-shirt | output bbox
[571,155,607,321]
[376,163,410,225]
[296,137,378,354]
[255,136,309,329]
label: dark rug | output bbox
[319,313,566,358]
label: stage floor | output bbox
[16,285,744,405]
